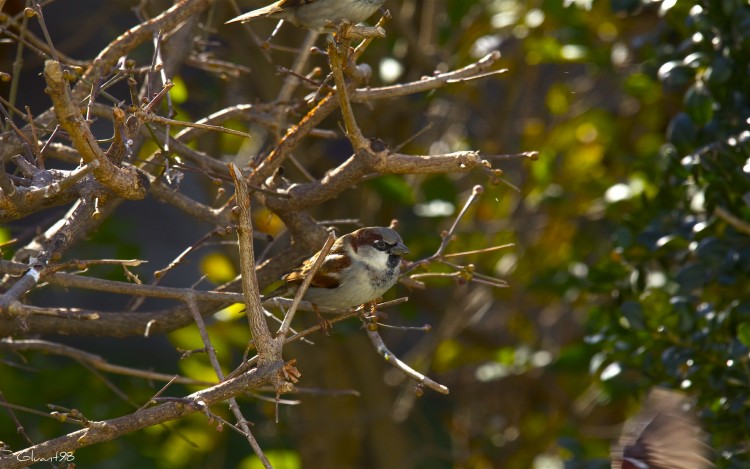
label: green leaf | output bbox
[666,112,697,154]
[366,175,414,204]
[684,83,714,126]
[420,174,457,202]
[658,61,694,88]
[241,450,301,469]
[738,322,750,347]
[619,301,645,330]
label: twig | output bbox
[0,264,44,311]
[44,258,147,274]
[139,110,253,139]
[263,150,485,212]
[392,122,435,153]
[184,294,270,466]
[251,388,302,407]
[23,106,42,168]
[157,397,247,438]
[403,185,485,274]
[249,91,338,186]
[227,298,409,378]
[0,12,85,67]
[153,226,237,279]
[6,302,100,320]
[43,60,148,200]
[72,0,213,100]
[374,322,432,332]
[81,362,140,407]
[715,206,750,235]
[30,0,59,63]
[446,69,506,83]
[441,185,483,255]
[0,338,211,386]
[0,399,69,423]
[352,10,391,60]
[185,295,225,379]
[364,322,449,395]
[351,51,502,102]
[328,31,367,150]
[254,386,360,397]
[274,30,320,124]
[0,233,328,337]
[4,10,28,133]
[483,151,540,161]
[0,259,247,304]
[440,244,515,259]
[0,391,34,446]
[137,376,180,412]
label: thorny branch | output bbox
[229,163,281,366]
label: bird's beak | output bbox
[391,242,409,256]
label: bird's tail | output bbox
[225,3,283,24]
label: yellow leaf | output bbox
[213,303,246,322]
[200,252,236,283]
[252,207,285,237]
[240,450,301,469]
[170,76,188,104]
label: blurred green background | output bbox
[1,0,749,467]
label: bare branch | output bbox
[228,163,280,365]
[715,205,750,235]
[328,29,368,150]
[43,60,148,200]
[184,294,273,466]
[0,338,210,386]
[72,0,213,100]
[352,51,503,102]
[1,363,282,469]
[264,148,485,213]
[364,323,449,395]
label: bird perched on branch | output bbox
[265,226,408,327]
[611,388,713,469]
[226,0,386,31]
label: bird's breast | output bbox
[301,264,398,310]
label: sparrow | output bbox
[226,0,386,31]
[265,226,408,320]
[611,388,713,469]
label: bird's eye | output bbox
[374,240,387,250]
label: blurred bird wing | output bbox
[611,389,713,469]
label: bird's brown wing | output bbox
[282,238,351,289]
[277,0,318,8]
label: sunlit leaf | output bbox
[200,252,236,283]
[240,450,301,469]
[737,323,750,348]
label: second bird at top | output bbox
[226,0,386,31]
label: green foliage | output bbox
[585,1,750,467]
